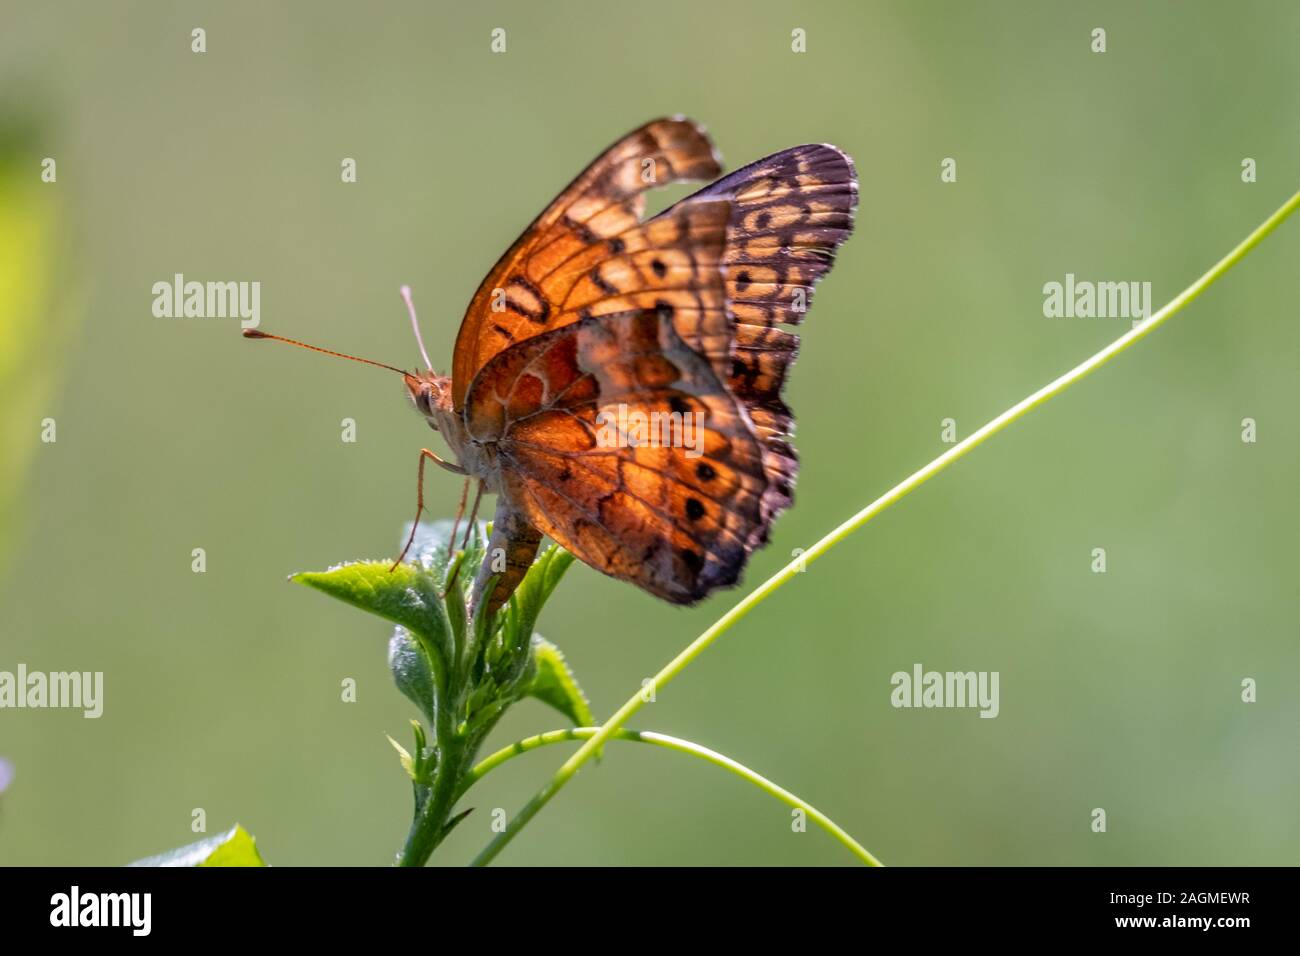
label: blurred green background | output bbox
[1,0,1297,866]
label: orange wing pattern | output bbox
[464,310,768,604]
[654,144,858,548]
[450,122,857,611]
[451,117,727,409]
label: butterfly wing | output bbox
[455,127,857,609]
[451,117,728,409]
[654,144,858,548]
[464,309,768,604]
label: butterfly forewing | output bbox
[452,121,857,610]
[654,143,858,548]
[451,117,725,409]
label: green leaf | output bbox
[128,824,266,867]
[295,520,581,865]
[507,545,576,649]
[294,561,452,660]
[442,550,470,656]
[295,558,454,727]
[441,806,474,839]
[406,518,489,592]
[526,636,594,728]
[388,629,437,728]
[387,734,415,778]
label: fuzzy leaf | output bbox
[406,518,489,588]
[293,561,451,659]
[387,734,415,778]
[507,546,576,648]
[388,629,437,727]
[128,824,266,867]
[295,559,454,726]
[526,636,594,728]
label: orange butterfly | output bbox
[248,118,856,615]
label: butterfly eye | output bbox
[420,387,442,428]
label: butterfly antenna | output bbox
[400,284,434,371]
[242,329,407,375]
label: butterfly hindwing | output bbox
[464,309,768,604]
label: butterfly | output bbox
[247,117,857,616]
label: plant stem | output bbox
[460,727,882,865]
[470,188,1300,867]
[396,736,466,867]
[396,633,463,867]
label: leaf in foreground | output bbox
[128,824,266,867]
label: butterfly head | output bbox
[404,370,454,431]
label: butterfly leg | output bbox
[469,500,542,618]
[445,480,487,597]
[391,448,466,572]
[446,476,471,553]
[460,481,485,550]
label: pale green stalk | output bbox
[472,189,1300,867]
[460,727,881,865]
